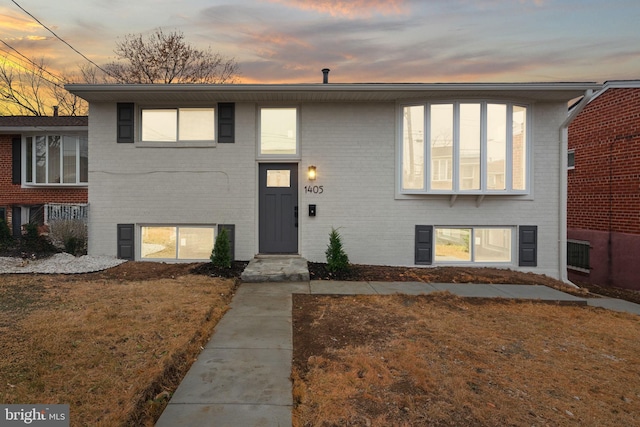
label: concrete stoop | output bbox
[240,255,310,282]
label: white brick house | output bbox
[66,81,600,281]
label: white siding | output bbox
[88,99,565,279]
[298,102,564,279]
[87,102,256,260]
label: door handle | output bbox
[294,206,298,227]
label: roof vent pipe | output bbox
[322,68,330,84]
[53,105,59,117]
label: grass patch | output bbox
[293,293,640,426]
[0,273,237,426]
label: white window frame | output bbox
[140,107,216,147]
[258,106,300,159]
[398,101,530,195]
[568,149,575,170]
[140,225,216,261]
[22,133,88,186]
[434,226,515,265]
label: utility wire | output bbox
[10,0,113,78]
[0,40,67,87]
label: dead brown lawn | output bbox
[0,272,237,426]
[292,293,640,427]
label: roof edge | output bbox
[66,82,602,94]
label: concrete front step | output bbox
[240,255,310,282]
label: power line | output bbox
[0,40,67,87]
[10,0,113,77]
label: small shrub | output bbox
[325,228,350,273]
[211,228,232,269]
[20,222,57,255]
[49,219,87,256]
[0,219,12,248]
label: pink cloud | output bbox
[266,0,408,18]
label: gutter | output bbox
[558,89,595,286]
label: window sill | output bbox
[396,192,532,203]
[137,141,216,148]
[22,183,88,188]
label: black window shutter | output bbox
[217,103,235,143]
[12,137,21,184]
[117,224,135,260]
[12,207,21,236]
[218,224,235,260]
[117,103,135,143]
[519,225,538,267]
[415,225,433,265]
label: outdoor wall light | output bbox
[308,165,317,181]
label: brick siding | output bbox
[568,88,640,235]
[0,134,88,231]
[567,87,640,289]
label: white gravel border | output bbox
[0,253,127,274]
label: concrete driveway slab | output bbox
[310,280,377,294]
[207,315,292,350]
[155,403,291,427]
[492,284,587,304]
[368,281,438,295]
[228,293,291,316]
[588,298,640,315]
[168,348,292,405]
[430,283,513,298]
[237,281,310,296]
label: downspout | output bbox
[559,89,594,286]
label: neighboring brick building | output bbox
[567,81,640,290]
[0,116,88,236]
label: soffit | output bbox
[65,83,601,104]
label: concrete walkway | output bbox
[155,281,640,427]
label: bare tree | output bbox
[0,56,87,116]
[103,28,239,84]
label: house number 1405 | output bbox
[304,185,324,194]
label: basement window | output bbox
[435,227,513,263]
[567,239,590,272]
[141,226,215,260]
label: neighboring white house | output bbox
[66,80,600,281]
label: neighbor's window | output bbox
[567,239,589,271]
[142,108,215,142]
[141,226,215,260]
[435,227,512,263]
[24,135,88,185]
[401,101,528,194]
[260,107,298,155]
[568,149,575,170]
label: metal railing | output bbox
[44,203,89,224]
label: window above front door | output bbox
[259,107,299,157]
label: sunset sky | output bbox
[0,0,638,84]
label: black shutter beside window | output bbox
[117,103,135,143]
[415,225,433,265]
[217,103,235,143]
[12,137,21,184]
[518,225,538,267]
[12,207,21,236]
[117,224,135,260]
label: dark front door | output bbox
[259,163,298,254]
